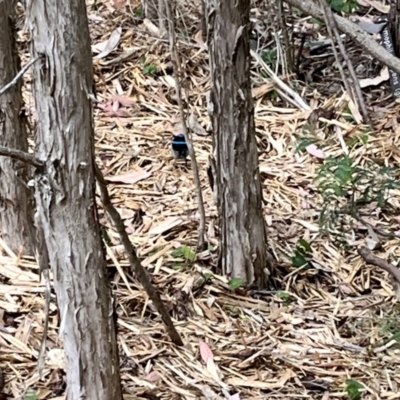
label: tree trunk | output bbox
[26,0,122,398]
[206,0,270,288]
[0,0,35,255]
[389,0,400,57]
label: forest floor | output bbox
[1,0,400,399]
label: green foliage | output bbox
[291,238,313,268]
[203,272,214,281]
[277,291,292,305]
[143,63,158,76]
[295,136,321,153]
[171,245,196,262]
[346,132,369,147]
[133,6,144,17]
[327,0,359,13]
[261,48,278,70]
[310,17,323,25]
[342,105,355,122]
[140,55,158,76]
[267,90,278,101]
[316,155,400,235]
[345,379,364,400]
[24,391,38,400]
[228,277,244,290]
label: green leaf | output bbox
[292,253,308,268]
[345,379,364,400]
[310,17,323,25]
[295,136,320,153]
[172,263,185,271]
[133,6,144,17]
[228,277,244,290]
[203,272,214,281]
[171,245,196,261]
[143,63,157,75]
[24,391,38,400]
[298,238,313,254]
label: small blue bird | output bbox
[171,133,189,161]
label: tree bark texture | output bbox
[206,0,269,288]
[26,0,122,398]
[0,0,35,255]
[389,0,400,57]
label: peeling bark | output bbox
[26,0,122,398]
[0,0,35,255]
[206,0,270,288]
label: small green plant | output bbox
[345,379,364,400]
[171,245,196,262]
[316,155,400,237]
[277,291,292,305]
[261,48,278,70]
[346,132,369,147]
[228,277,244,290]
[24,391,38,400]
[342,105,355,122]
[133,6,144,17]
[327,0,359,13]
[291,238,313,268]
[143,63,157,76]
[295,136,321,153]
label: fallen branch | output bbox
[0,145,44,169]
[285,0,400,76]
[94,163,184,346]
[357,246,400,284]
[0,57,40,96]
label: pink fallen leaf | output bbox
[229,394,240,400]
[199,340,214,363]
[305,144,325,159]
[111,95,136,107]
[106,170,151,184]
[301,201,310,209]
[96,101,131,117]
[143,371,161,382]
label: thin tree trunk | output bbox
[0,0,35,255]
[25,0,122,398]
[389,0,400,57]
[206,0,270,288]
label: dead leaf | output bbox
[305,144,325,159]
[359,67,389,88]
[143,18,161,37]
[105,170,151,184]
[93,27,122,60]
[199,340,214,362]
[144,371,161,382]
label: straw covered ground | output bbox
[1,0,400,399]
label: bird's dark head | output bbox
[174,133,186,142]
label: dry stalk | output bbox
[164,0,207,251]
[319,0,374,132]
[94,164,184,346]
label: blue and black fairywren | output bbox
[171,133,189,162]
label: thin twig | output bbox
[0,145,44,169]
[358,246,400,284]
[251,49,310,110]
[357,216,400,239]
[285,0,400,75]
[318,0,352,97]
[319,0,374,132]
[94,163,183,346]
[0,57,40,96]
[164,0,207,250]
